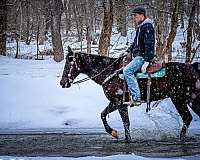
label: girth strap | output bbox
[146,73,151,112]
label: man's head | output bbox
[131,7,146,24]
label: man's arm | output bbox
[143,24,155,62]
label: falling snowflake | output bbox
[195,79,200,89]
[115,89,123,95]
[191,93,197,99]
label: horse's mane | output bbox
[75,51,123,67]
[192,62,200,75]
[76,51,118,60]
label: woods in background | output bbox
[0,0,199,63]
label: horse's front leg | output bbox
[101,102,118,139]
[118,104,131,143]
[171,98,193,140]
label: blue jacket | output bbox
[127,18,155,62]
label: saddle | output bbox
[121,55,165,112]
[122,53,164,73]
[146,61,164,73]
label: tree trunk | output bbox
[185,0,197,64]
[15,35,19,59]
[156,22,163,59]
[190,42,200,63]
[38,15,46,45]
[64,0,71,36]
[73,4,82,42]
[85,0,95,54]
[0,0,7,56]
[180,0,185,29]
[162,0,180,62]
[86,26,92,54]
[98,0,113,56]
[36,21,40,60]
[115,0,127,37]
[44,0,51,36]
[155,0,163,60]
[25,0,31,45]
[196,0,199,25]
[49,0,64,62]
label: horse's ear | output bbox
[68,46,73,56]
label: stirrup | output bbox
[123,101,132,105]
[123,98,144,106]
[132,99,142,106]
[131,98,145,107]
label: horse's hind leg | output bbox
[118,104,131,142]
[172,99,193,140]
[101,102,118,139]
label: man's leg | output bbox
[123,56,144,100]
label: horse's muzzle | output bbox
[60,80,71,88]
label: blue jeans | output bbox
[123,56,144,99]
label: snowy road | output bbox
[0,129,200,158]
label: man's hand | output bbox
[141,61,149,73]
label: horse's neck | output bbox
[82,55,116,85]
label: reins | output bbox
[72,53,125,85]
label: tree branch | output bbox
[190,42,200,63]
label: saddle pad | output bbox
[119,68,166,80]
[136,68,166,79]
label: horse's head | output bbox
[60,46,81,88]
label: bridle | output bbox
[66,53,125,85]
[67,55,80,84]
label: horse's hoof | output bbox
[111,129,118,139]
[180,133,186,142]
[180,131,186,141]
[180,124,187,141]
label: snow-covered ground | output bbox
[1,154,200,160]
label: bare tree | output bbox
[179,0,185,29]
[49,0,64,62]
[0,0,7,56]
[98,0,113,56]
[185,0,198,63]
[63,0,71,36]
[24,0,31,45]
[162,0,180,62]
[72,1,83,42]
[115,0,127,36]
[196,0,199,24]
[153,0,171,60]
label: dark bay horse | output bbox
[60,47,200,142]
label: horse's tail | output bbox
[192,62,200,75]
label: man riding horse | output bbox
[123,7,155,106]
[60,7,200,142]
